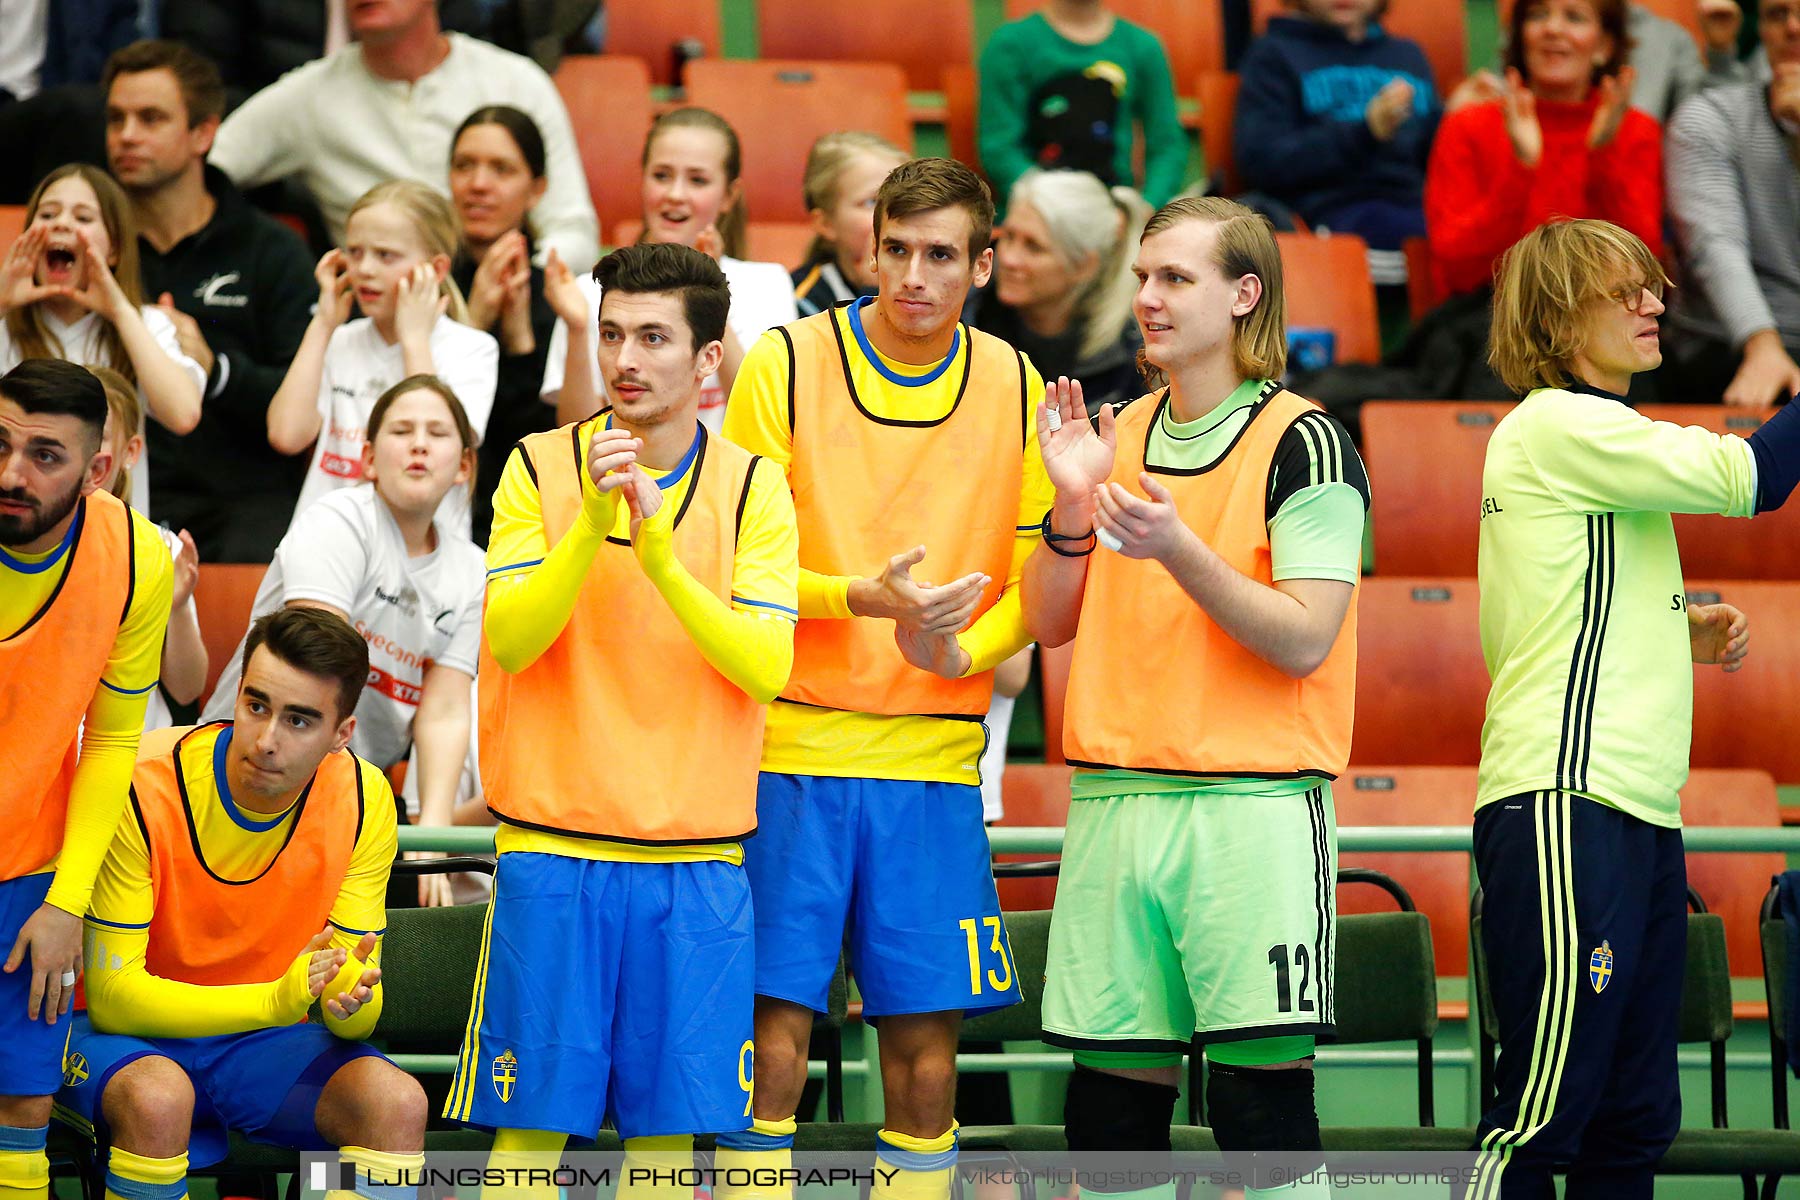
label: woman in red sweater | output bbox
[1425,0,1661,298]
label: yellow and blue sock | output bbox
[714,1115,796,1200]
[481,1128,566,1200]
[102,1147,187,1200]
[0,1124,50,1200]
[871,1123,958,1200]
[333,1146,425,1200]
[618,1135,694,1200]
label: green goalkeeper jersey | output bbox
[1476,384,1758,827]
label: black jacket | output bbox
[452,249,558,547]
[974,296,1147,417]
[140,165,318,561]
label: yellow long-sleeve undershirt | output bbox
[483,430,799,701]
[83,730,395,1039]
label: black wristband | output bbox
[1041,509,1096,557]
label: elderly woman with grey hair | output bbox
[976,168,1150,415]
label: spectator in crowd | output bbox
[977,169,1149,416]
[204,375,485,909]
[206,0,599,269]
[91,366,207,733]
[1661,0,1800,407]
[1424,0,1660,300]
[543,107,798,430]
[1620,0,1745,119]
[104,39,319,563]
[791,131,909,317]
[1234,0,1441,270]
[0,0,137,103]
[0,163,204,515]
[448,104,589,543]
[266,179,498,538]
[1484,1,1746,122]
[978,0,1187,210]
[161,0,598,102]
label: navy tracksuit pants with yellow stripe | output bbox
[1471,791,1687,1200]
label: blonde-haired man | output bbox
[1472,216,1800,1198]
[1023,196,1365,1194]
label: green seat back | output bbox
[373,902,489,1045]
[1680,912,1733,1045]
[1335,911,1438,1044]
[1763,910,1787,1036]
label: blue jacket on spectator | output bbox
[40,0,140,89]
[1233,14,1439,244]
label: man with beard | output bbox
[0,358,171,1200]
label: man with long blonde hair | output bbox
[1471,216,1800,1198]
[1022,196,1365,1193]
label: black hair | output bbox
[595,242,731,350]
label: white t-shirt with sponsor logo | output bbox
[203,485,485,771]
[0,305,207,516]
[288,315,498,539]
[540,255,797,432]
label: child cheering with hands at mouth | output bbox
[267,180,497,538]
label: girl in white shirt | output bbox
[268,179,498,539]
[545,107,798,430]
[0,164,204,515]
[92,366,206,733]
[210,374,486,907]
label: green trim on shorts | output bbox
[1071,768,1321,801]
[1071,1050,1184,1071]
[1206,1035,1316,1067]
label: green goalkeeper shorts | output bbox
[1042,782,1338,1052]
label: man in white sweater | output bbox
[208,0,598,270]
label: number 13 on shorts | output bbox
[959,916,1015,997]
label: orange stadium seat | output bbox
[1197,70,1242,195]
[1363,400,1516,576]
[1336,766,1475,975]
[192,563,266,708]
[1276,231,1381,365]
[684,60,913,224]
[608,218,817,272]
[1687,580,1800,784]
[1636,404,1800,579]
[758,0,972,93]
[0,206,26,249]
[1251,0,1466,89]
[553,55,655,239]
[1005,0,1227,90]
[942,64,980,171]
[993,763,1074,911]
[1680,768,1784,978]
[1352,576,1487,766]
[602,0,721,86]
[1401,236,1444,321]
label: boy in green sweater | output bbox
[977,0,1188,208]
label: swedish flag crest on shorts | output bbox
[1589,940,1614,993]
[492,1050,518,1103]
[62,1051,88,1088]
